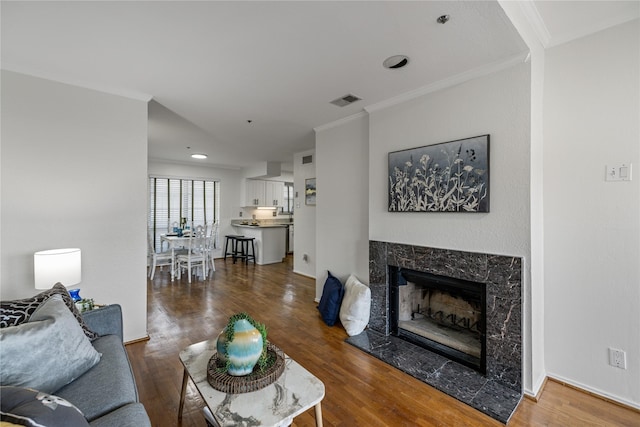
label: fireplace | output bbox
[389,266,486,373]
[345,241,523,423]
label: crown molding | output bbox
[314,111,368,133]
[364,52,528,115]
[518,0,551,48]
[547,14,640,48]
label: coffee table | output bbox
[179,339,325,427]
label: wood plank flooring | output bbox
[127,256,639,426]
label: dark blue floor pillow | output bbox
[317,271,344,326]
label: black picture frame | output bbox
[388,135,490,212]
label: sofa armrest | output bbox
[82,304,123,342]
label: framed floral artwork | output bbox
[388,135,489,212]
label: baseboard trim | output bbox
[547,376,640,413]
[125,335,150,346]
[293,270,315,279]
[524,376,548,402]
[530,375,640,413]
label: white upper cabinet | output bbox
[245,179,284,207]
[265,181,284,207]
[245,179,266,206]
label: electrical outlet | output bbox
[609,348,627,369]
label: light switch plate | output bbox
[605,163,632,181]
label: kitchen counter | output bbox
[232,225,287,265]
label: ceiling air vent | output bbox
[302,155,313,164]
[330,93,362,107]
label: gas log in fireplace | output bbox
[389,266,486,373]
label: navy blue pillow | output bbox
[317,271,344,326]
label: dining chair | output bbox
[176,231,207,283]
[204,222,219,276]
[148,230,174,280]
[193,224,205,237]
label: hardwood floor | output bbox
[127,256,639,426]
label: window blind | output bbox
[148,177,221,252]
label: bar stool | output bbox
[234,237,256,265]
[223,235,244,261]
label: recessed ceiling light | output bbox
[191,153,208,159]
[383,55,409,69]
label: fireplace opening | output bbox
[389,266,486,373]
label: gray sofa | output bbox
[53,304,151,427]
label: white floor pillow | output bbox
[339,274,371,336]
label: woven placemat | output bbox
[207,342,285,394]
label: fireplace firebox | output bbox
[389,266,486,373]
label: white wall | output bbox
[368,62,532,383]
[1,71,149,342]
[369,63,531,257]
[543,20,640,408]
[147,161,243,259]
[315,114,370,300]
[293,149,316,279]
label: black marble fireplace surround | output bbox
[345,241,523,423]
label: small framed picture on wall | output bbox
[305,178,316,205]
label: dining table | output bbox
[160,234,193,281]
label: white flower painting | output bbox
[388,135,490,213]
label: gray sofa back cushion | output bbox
[0,295,101,394]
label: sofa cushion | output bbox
[0,295,101,394]
[88,403,151,427]
[339,274,371,336]
[55,335,139,421]
[0,283,98,340]
[317,271,344,326]
[0,386,90,427]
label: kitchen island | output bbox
[232,224,287,265]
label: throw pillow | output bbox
[0,283,98,341]
[339,274,371,336]
[0,294,101,394]
[0,386,89,427]
[317,271,344,326]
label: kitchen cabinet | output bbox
[265,181,284,207]
[245,180,284,207]
[245,180,265,206]
[288,224,294,253]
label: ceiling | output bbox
[2,1,638,171]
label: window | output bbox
[148,177,220,252]
[282,182,294,214]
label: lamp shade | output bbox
[34,248,81,290]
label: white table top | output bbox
[161,234,191,244]
[180,339,325,427]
